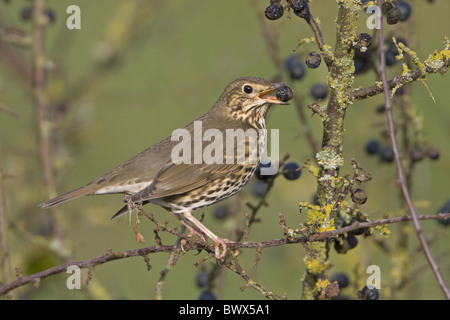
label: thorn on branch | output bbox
[253,245,264,269]
[242,213,250,243]
[278,213,295,241]
[307,102,326,117]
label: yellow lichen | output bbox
[425,49,450,71]
[305,163,320,177]
[375,224,390,237]
[305,256,331,275]
[316,278,331,291]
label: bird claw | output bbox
[213,237,235,259]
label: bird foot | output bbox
[211,237,235,259]
[180,210,237,259]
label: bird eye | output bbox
[243,85,253,94]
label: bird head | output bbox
[216,77,291,125]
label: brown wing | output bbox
[129,162,242,203]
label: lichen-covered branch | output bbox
[303,0,360,300]
[349,52,450,102]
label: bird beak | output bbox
[257,84,290,105]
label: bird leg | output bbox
[183,210,234,259]
[165,209,207,242]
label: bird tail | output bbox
[110,200,151,220]
[110,205,129,220]
[39,185,94,208]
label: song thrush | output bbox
[39,77,292,258]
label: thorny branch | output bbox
[1,212,449,297]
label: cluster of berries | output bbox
[329,273,380,300]
[20,6,56,23]
[264,0,310,21]
[365,139,440,163]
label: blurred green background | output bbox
[0,0,449,299]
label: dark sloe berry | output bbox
[359,285,380,300]
[310,83,329,100]
[265,2,284,20]
[395,1,412,21]
[379,145,395,162]
[329,273,350,289]
[282,162,302,180]
[20,6,32,20]
[386,37,408,65]
[198,290,216,300]
[353,50,371,74]
[426,147,440,160]
[387,6,402,24]
[351,189,367,205]
[347,233,358,249]
[305,52,322,69]
[410,147,424,162]
[290,0,310,20]
[276,85,294,102]
[366,139,380,155]
[284,54,306,80]
[376,104,386,113]
[385,50,398,66]
[46,9,56,23]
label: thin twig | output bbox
[154,249,181,300]
[0,146,11,288]
[376,0,450,300]
[32,0,63,239]
[306,13,332,71]
[293,93,319,156]
[222,254,283,300]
